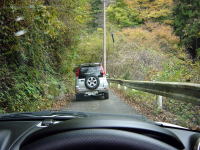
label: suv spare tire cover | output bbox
[85,75,100,90]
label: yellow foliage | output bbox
[124,0,173,22]
[117,22,180,54]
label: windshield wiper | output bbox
[155,122,188,130]
[0,110,87,121]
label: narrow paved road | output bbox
[65,90,137,115]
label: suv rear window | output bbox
[79,66,102,78]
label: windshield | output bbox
[0,0,199,131]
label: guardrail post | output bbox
[157,95,163,109]
[118,84,121,89]
[124,86,127,90]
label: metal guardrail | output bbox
[108,79,200,105]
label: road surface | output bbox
[65,90,137,115]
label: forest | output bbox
[0,0,200,116]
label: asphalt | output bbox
[65,90,137,115]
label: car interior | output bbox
[0,112,199,150]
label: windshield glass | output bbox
[0,0,199,130]
[79,66,102,78]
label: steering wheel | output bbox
[21,129,177,150]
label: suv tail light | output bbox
[76,68,80,77]
[100,66,106,76]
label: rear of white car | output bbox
[75,63,109,100]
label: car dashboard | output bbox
[0,115,199,150]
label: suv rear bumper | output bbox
[76,87,109,96]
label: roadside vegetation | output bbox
[0,0,92,112]
[106,0,200,82]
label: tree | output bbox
[173,0,200,59]
[107,0,173,27]
[127,0,173,23]
[107,0,142,27]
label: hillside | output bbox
[0,0,92,112]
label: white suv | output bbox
[75,63,109,100]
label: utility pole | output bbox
[103,0,107,73]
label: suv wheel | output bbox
[104,92,109,99]
[85,75,100,90]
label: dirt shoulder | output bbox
[51,93,74,110]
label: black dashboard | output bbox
[0,114,199,150]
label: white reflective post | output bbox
[118,84,121,89]
[124,86,127,90]
[157,95,163,109]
